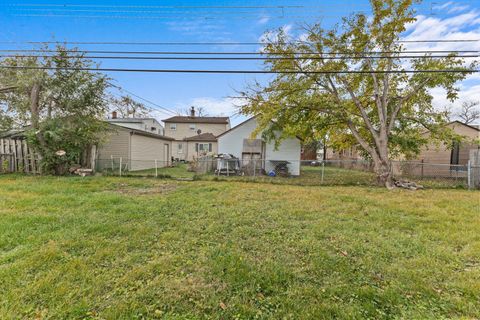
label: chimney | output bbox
[112,111,117,119]
[190,106,195,117]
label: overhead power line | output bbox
[8,4,309,9]
[0,66,476,74]
[0,49,476,55]
[1,54,477,61]
[4,2,455,11]
[13,13,327,20]
[1,39,478,46]
[108,81,177,116]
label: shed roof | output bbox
[183,133,217,142]
[107,118,161,124]
[109,124,174,141]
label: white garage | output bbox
[217,117,302,176]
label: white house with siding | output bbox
[106,117,164,135]
[217,117,302,176]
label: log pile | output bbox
[69,165,94,177]
[394,179,424,190]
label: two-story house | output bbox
[163,107,230,161]
[107,111,164,135]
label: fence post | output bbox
[253,159,256,178]
[467,160,471,189]
[321,161,325,184]
[421,159,424,179]
[227,160,230,177]
[155,159,158,178]
[119,157,122,176]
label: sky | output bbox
[0,0,479,126]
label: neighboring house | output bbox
[183,133,218,160]
[389,121,480,178]
[415,121,479,165]
[96,124,174,171]
[106,113,164,135]
[163,107,230,161]
[325,146,363,161]
[217,117,302,176]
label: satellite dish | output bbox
[197,129,202,135]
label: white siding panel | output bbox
[265,137,301,176]
[218,118,260,157]
[218,118,301,175]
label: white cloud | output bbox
[175,97,245,117]
[150,110,176,123]
[433,1,470,14]
[403,11,480,49]
[164,19,231,38]
[400,8,480,119]
[258,16,270,25]
[431,84,480,123]
[258,23,294,43]
[433,1,453,10]
[282,24,293,36]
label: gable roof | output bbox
[109,123,175,140]
[216,116,257,138]
[449,120,480,132]
[217,116,303,141]
[0,124,174,141]
[183,133,217,142]
[163,116,229,124]
[107,117,161,124]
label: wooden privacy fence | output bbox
[0,137,41,174]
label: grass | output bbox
[123,163,467,189]
[0,175,479,319]
[127,163,196,179]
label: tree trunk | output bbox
[374,159,393,189]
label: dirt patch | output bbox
[112,183,177,196]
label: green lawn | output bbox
[0,175,479,319]
[127,163,196,179]
[124,164,467,189]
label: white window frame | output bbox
[178,143,183,154]
[198,143,210,152]
[170,123,177,130]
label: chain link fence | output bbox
[95,157,480,189]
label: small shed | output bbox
[96,124,174,171]
[217,117,302,176]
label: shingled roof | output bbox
[183,133,217,142]
[163,116,229,124]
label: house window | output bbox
[151,127,156,131]
[189,124,196,130]
[196,143,212,153]
[178,143,183,154]
[170,123,177,130]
